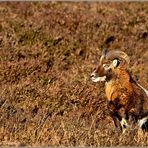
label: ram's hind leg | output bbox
[138,117,148,132]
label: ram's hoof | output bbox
[121,118,128,133]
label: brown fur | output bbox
[91,58,148,132]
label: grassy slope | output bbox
[0,2,148,146]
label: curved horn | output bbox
[99,48,108,64]
[105,50,130,64]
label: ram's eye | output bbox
[112,59,120,67]
[93,67,97,71]
[103,64,106,67]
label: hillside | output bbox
[0,2,148,146]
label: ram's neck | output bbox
[105,68,133,101]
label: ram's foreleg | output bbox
[107,101,129,133]
[107,101,122,132]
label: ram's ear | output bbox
[112,59,120,67]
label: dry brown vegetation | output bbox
[0,2,148,146]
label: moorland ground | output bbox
[0,2,148,146]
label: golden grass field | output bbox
[0,2,148,146]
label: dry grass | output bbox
[0,2,148,146]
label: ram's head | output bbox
[90,49,130,82]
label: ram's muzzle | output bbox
[90,64,110,82]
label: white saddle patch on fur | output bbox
[137,83,148,96]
